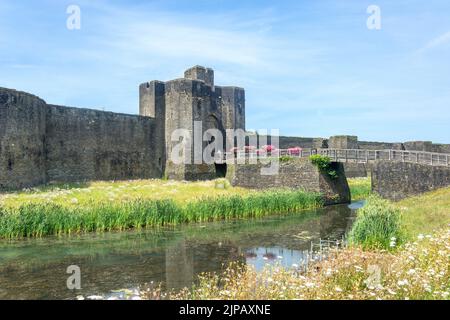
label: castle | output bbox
[0,66,245,189]
[1,65,449,190]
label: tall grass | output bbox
[348,195,405,250]
[0,189,322,238]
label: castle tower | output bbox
[139,66,246,181]
[139,80,166,176]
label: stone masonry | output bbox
[372,161,450,201]
[226,158,351,205]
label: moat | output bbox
[0,202,363,300]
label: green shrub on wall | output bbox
[309,154,338,179]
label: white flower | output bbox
[407,269,416,275]
[397,280,409,287]
[335,287,343,292]
[418,234,425,241]
[387,289,397,295]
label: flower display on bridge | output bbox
[287,147,302,156]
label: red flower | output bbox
[287,147,302,156]
[262,145,276,152]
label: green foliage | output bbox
[279,155,295,162]
[309,155,338,179]
[348,195,406,250]
[348,177,371,201]
[0,189,323,238]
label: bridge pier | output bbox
[226,158,351,205]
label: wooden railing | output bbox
[220,148,450,167]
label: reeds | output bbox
[348,195,405,250]
[0,189,322,238]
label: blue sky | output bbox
[0,0,449,143]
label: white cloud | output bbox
[417,31,450,53]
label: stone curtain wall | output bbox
[0,88,47,189]
[226,158,351,205]
[45,105,163,183]
[372,161,450,201]
[0,87,163,190]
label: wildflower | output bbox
[418,234,425,241]
[387,289,397,295]
[71,198,78,204]
[354,265,363,272]
[335,287,343,292]
[397,280,409,287]
[407,269,416,275]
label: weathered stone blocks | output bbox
[0,88,47,190]
[372,161,450,201]
[226,158,351,205]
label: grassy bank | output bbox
[348,177,371,201]
[395,187,450,237]
[346,178,449,239]
[0,179,250,209]
[0,180,322,238]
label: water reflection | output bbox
[0,202,363,299]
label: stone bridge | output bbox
[226,148,450,167]
[225,148,450,201]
